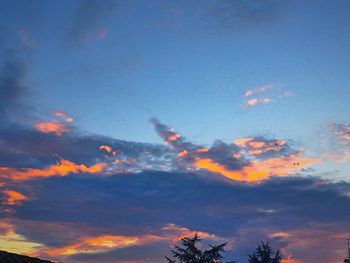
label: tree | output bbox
[166,233,235,263]
[248,241,282,263]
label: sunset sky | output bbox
[1,1,350,262]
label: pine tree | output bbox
[165,233,235,263]
[247,241,282,263]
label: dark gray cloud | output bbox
[151,118,249,171]
[0,123,173,171]
[6,171,350,263]
[0,52,28,121]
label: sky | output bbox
[0,0,350,262]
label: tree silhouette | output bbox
[165,233,235,263]
[247,241,282,263]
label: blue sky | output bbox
[0,1,350,263]
[2,0,350,143]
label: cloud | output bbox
[0,53,348,262]
[34,111,74,136]
[328,122,350,145]
[53,111,74,123]
[321,122,350,163]
[2,190,29,205]
[151,118,317,182]
[39,223,225,260]
[244,84,275,97]
[68,0,116,46]
[0,219,45,255]
[246,97,273,107]
[43,234,162,257]
[3,172,350,263]
[234,136,294,159]
[0,159,106,182]
[0,53,29,120]
[34,121,70,136]
[243,83,292,108]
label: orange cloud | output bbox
[34,121,69,136]
[3,190,28,205]
[195,154,318,182]
[235,137,286,156]
[269,232,291,238]
[234,137,254,146]
[99,145,112,153]
[43,223,226,258]
[44,234,161,256]
[281,256,301,263]
[0,159,106,181]
[177,150,188,158]
[162,224,226,244]
[99,145,117,157]
[167,133,181,142]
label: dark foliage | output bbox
[247,241,282,263]
[165,233,235,263]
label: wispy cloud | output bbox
[2,190,29,205]
[53,111,74,123]
[0,159,106,181]
[321,122,350,163]
[328,122,350,145]
[243,83,292,108]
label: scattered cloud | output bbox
[243,83,292,108]
[244,83,275,97]
[246,97,273,107]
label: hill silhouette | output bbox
[0,250,53,263]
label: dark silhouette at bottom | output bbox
[166,234,284,263]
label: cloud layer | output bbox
[0,57,349,263]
